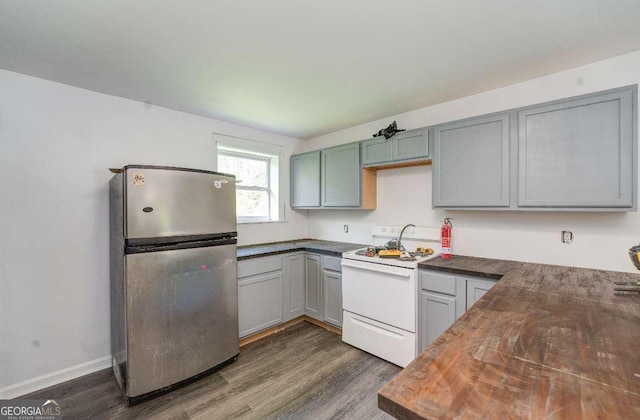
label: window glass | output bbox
[236,190,270,219]
[218,154,268,188]
[218,147,278,222]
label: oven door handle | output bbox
[340,260,412,278]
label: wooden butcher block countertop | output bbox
[379,256,640,419]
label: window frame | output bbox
[217,145,282,223]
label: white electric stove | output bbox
[341,225,441,367]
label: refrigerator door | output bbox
[124,243,238,398]
[125,167,236,241]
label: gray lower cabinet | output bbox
[304,253,323,321]
[321,143,361,207]
[304,254,343,326]
[283,253,305,322]
[418,270,465,352]
[433,112,510,208]
[238,269,283,338]
[465,277,497,309]
[362,128,429,166]
[238,252,345,338]
[518,87,635,208]
[418,269,497,351]
[291,151,320,207]
[419,292,456,351]
[322,256,343,327]
[323,271,342,326]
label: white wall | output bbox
[305,50,640,274]
[3,49,640,395]
[0,70,306,392]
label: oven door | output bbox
[341,259,416,332]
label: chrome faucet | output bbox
[398,224,415,252]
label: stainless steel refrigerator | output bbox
[109,165,238,404]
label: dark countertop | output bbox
[418,255,518,279]
[379,255,640,419]
[237,239,367,260]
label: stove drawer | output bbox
[342,310,416,367]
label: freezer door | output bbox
[125,167,236,240]
[124,243,238,397]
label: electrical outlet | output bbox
[344,224,349,233]
[561,231,573,244]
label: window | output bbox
[217,144,282,223]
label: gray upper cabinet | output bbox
[291,151,320,207]
[321,143,361,207]
[393,129,429,162]
[292,143,372,209]
[432,85,637,211]
[362,128,429,166]
[518,88,636,208]
[361,136,393,165]
[433,113,511,208]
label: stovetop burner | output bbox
[343,225,441,268]
[354,247,433,258]
[344,246,439,269]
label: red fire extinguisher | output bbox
[441,218,453,259]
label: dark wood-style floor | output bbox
[24,321,400,419]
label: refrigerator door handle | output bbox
[125,237,237,254]
[125,232,238,247]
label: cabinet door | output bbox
[238,271,282,338]
[392,128,428,161]
[304,254,323,320]
[466,278,496,310]
[433,113,510,207]
[321,143,361,207]
[323,270,342,327]
[291,151,320,208]
[419,292,456,352]
[361,136,393,165]
[283,253,304,322]
[518,88,634,208]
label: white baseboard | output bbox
[0,355,112,399]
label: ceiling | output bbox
[2,1,640,140]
